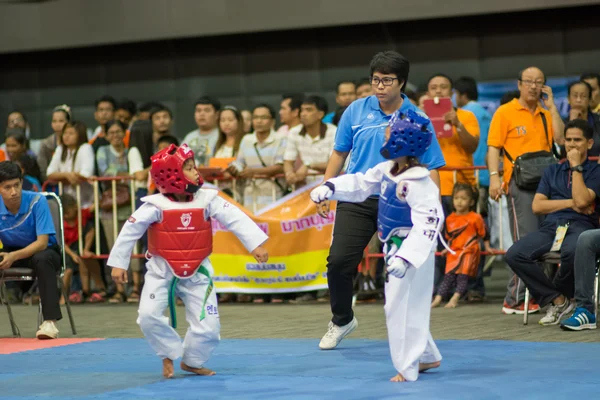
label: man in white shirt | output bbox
[276,94,304,137]
[183,96,221,167]
[284,96,335,186]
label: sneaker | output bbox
[502,301,540,315]
[319,317,358,350]
[36,321,59,340]
[539,299,575,326]
[560,307,597,331]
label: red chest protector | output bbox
[147,208,213,278]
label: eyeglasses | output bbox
[520,79,545,87]
[370,77,398,87]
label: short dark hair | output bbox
[0,161,23,184]
[282,93,305,112]
[8,110,27,124]
[565,119,593,140]
[452,182,478,211]
[150,105,173,120]
[60,193,77,212]
[194,96,221,112]
[580,72,600,86]
[567,80,593,99]
[427,73,453,89]
[336,81,355,94]
[252,103,276,119]
[369,51,410,91]
[454,77,479,101]
[157,135,179,147]
[138,102,164,114]
[500,90,520,105]
[95,95,116,110]
[116,99,137,116]
[333,106,348,126]
[518,67,546,84]
[105,120,128,133]
[302,95,328,115]
[355,77,371,88]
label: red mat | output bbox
[0,338,103,354]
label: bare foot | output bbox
[431,295,443,308]
[162,358,174,379]
[445,293,460,308]
[419,361,441,372]
[181,361,216,376]
[390,373,406,382]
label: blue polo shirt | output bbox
[462,101,492,187]
[334,94,446,175]
[536,160,600,228]
[0,190,57,249]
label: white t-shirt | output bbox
[127,147,146,190]
[183,128,219,167]
[46,143,95,208]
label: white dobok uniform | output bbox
[327,162,444,381]
[107,189,268,368]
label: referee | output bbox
[317,51,446,350]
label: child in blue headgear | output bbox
[311,109,445,382]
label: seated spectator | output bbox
[37,104,72,182]
[183,96,221,166]
[241,109,253,134]
[5,128,41,184]
[506,120,600,326]
[227,104,286,213]
[355,77,374,99]
[332,106,347,127]
[6,110,31,139]
[46,121,95,210]
[213,106,245,200]
[0,161,62,339]
[16,154,42,191]
[284,95,335,187]
[560,228,599,330]
[136,102,164,122]
[115,99,136,128]
[96,120,143,303]
[88,95,116,143]
[59,194,106,304]
[277,94,304,137]
[581,72,600,113]
[323,80,356,123]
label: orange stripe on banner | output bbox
[0,338,103,354]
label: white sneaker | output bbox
[36,321,59,340]
[539,300,575,326]
[319,317,358,350]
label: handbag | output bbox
[253,142,291,195]
[505,113,557,191]
[100,184,131,211]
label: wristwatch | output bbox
[570,164,584,173]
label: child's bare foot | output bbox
[162,358,174,379]
[390,373,406,382]
[180,361,216,376]
[431,295,442,308]
[445,293,460,308]
[419,361,441,372]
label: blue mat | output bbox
[1,339,599,399]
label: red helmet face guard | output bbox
[150,144,203,195]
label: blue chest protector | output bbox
[377,174,413,242]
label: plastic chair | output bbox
[0,192,76,337]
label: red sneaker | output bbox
[502,300,540,315]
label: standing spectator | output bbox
[88,95,116,142]
[241,109,253,134]
[213,106,245,200]
[323,81,357,123]
[0,161,62,339]
[277,93,304,137]
[581,72,600,113]
[284,95,335,186]
[46,121,96,209]
[37,104,72,182]
[506,119,600,325]
[115,99,136,128]
[487,67,556,314]
[137,102,163,122]
[227,104,286,213]
[150,105,174,150]
[6,111,31,139]
[316,51,445,350]
[560,81,600,156]
[183,97,221,167]
[355,78,374,99]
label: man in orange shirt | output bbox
[487,66,556,314]
[427,74,480,289]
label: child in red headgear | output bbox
[108,143,268,378]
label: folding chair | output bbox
[0,192,76,337]
[523,251,561,325]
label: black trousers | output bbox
[327,198,378,326]
[7,246,62,321]
[505,220,592,308]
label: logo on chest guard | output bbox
[180,213,192,228]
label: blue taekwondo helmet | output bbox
[380,109,433,160]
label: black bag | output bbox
[505,113,557,191]
[253,143,292,195]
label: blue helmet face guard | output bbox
[380,109,433,160]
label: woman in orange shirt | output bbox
[432,183,495,308]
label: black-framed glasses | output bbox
[370,77,398,87]
[519,79,545,87]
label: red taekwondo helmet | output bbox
[150,144,203,195]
